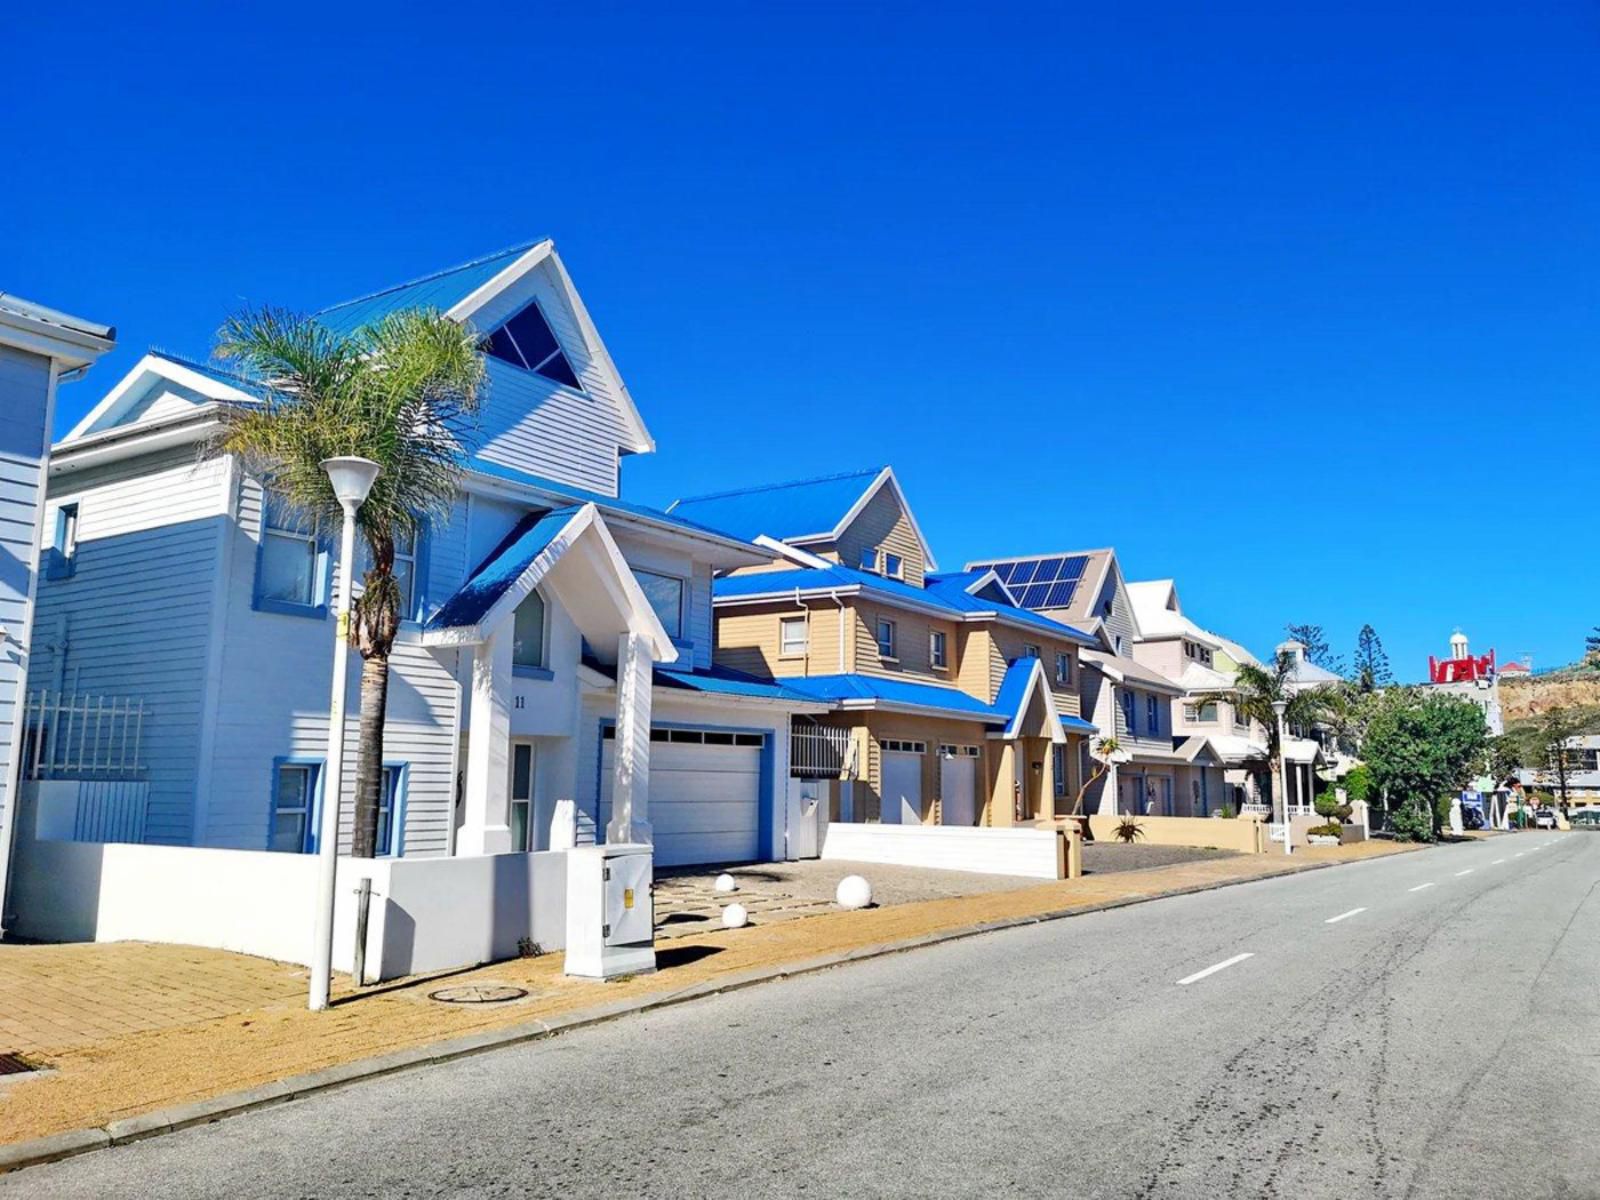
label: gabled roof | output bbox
[0,292,115,370]
[963,549,1116,618]
[713,564,1097,645]
[313,240,548,335]
[669,466,938,570]
[1079,647,1187,695]
[61,349,264,442]
[993,657,1067,743]
[424,506,585,634]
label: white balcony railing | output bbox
[21,690,147,781]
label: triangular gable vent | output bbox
[482,301,582,391]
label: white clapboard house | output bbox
[14,240,824,894]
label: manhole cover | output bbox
[428,984,529,1005]
[0,1053,39,1077]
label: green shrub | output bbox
[1314,792,1343,823]
[1307,823,1342,838]
[1219,802,1237,819]
[1388,798,1436,842]
[1343,765,1374,805]
[1113,816,1145,844]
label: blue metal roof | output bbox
[782,674,1007,720]
[313,241,545,336]
[425,506,581,632]
[716,565,1096,645]
[1060,714,1098,736]
[467,457,754,548]
[654,663,818,705]
[993,658,1040,722]
[668,467,883,543]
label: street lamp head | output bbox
[320,456,381,509]
[1271,698,1289,719]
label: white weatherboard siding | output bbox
[467,261,632,496]
[0,345,52,852]
[32,449,230,845]
[204,475,460,856]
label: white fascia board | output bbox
[753,535,833,569]
[62,353,252,443]
[1001,658,1067,744]
[712,584,864,610]
[0,308,113,371]
[48,409,220,476]
[447,241,654,456]
[824,467,939,573]
[839,697,1004,725]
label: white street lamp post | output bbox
[1272,698,1291,857]
[308,456,382,1012]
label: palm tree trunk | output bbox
[351,651,390,858]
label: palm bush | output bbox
[209,306,485,856]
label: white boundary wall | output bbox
[9,837,568,983]
[820,822,1062,880]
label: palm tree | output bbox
[1069,736,1120,818]
[1199,651,1333,818]
[209,306,485,856]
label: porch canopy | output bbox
[422,502,675,855]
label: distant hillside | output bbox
[1500,667,1600,725]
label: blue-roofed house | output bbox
[17,240,826,892]
[677,468,1100,834]
[967,548,1246,820]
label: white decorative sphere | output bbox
[836,874,873,910]
[722,902,749,929]
[714,873,738,894]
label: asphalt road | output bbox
[9,832,1598,1198]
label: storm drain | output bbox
[428,983,529,1005]
[0,1053,40,1077]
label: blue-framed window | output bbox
[255,494,327,617]
[270,759,321,853]
[481,300,583,391]
[635,569,685,641]
[1053,743,1067,798]
[374,763,407,857]
[355,526,422,621]
[1146,695,1161,735]
[45,502,79,580]
[1120,689,1136,735]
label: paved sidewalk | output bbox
[0,839,1415,1153]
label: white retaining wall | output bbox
[9,837,568,983]
[820,822,1063,880]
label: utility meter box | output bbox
[564,843,655,979]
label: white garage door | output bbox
[939,747,978,826]
[881,748,924,825]
[601,729,763,867]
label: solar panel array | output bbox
[969,555,1091,611]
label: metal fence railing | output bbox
[21,690,147,780]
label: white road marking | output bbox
[1409,882,1435,892]
[1492,859,1506,865]
[1325,907,1367,924]
[1454,869,1474,877]
[1515,852,1526,858]
[1178,953,1254,986]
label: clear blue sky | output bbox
[9,3,1596,680]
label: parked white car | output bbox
[1534,808,1558,830]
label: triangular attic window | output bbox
[482,301,583,390]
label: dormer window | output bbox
[883,552,903,579]
[482,301,583,391]
[859,547,878,573]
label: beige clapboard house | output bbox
[670,468,1100,830]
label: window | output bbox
[882,738,926,753]
[512,590,547,670]
[939,744,980,757]
[510,743,534,852]
[356,525,419,618]
[859,547,879,573]
[1023,643,1040,659]
[257,495,321,612]
[883,552,903,579]
[481,301,583,390]
[47,503,79,579]
[1146,695,1161,734]
[271,762,319,853]
[780,615,808,657]
[1233,704,1250,730]
[876,617,897,660]
[1054,652,1071,686]
[635,570,684,641]
[1121,689,1136,734]
[929,629,948,670]
[374,765,405,857]
[1053,744,1067,798]
[1185,701,1218,724]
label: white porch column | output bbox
[607,630,654,845]
[459,625,513,856]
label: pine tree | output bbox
[1352,624,1393,692]
[1285,623,1344,674]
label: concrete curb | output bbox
[0,846,1416,1175]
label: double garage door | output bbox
[601,728,764,867]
